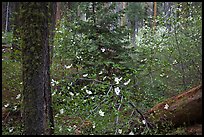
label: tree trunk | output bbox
[121,2,126,26]
[144,84,202,127]
[2,2,7,32]
[153,2,157,32]
[131,16,137,48]
[20,2,55,135]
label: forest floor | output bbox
[2,46,202,135]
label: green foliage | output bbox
[2,31,13,44]
[2,2,202,135]
[126,2,146,25]
[51,2,201,135]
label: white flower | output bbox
[124,79,131,85]
[20,82,23,85]
[13,106,17,111]
[103,76,107,80]
[16,94,21,99]
[99,109,105,116]
[129,131,134,135]
[160,73,165,77]
[99,71,103,75]
[59,126,62,131]
[101,48,106,52]
[93,123,96,128]
[76,93,80,96]
[60,109,64,114]
[52,91,56,96]
[9,127,14,133]
[83,74,88,77]
[118,129,122,134]
[64,64,72,69]
[55,114,59,118]
[51,79,59,86]
[142,119,146,125]
[86,90,92,95]
[114,87,120,95]
[114,77,122,84]
[69,92,74,96]
[4,103,9,108]
[173,60,178,65]
[164,104,169,110]
[76,55,81,59]
[81,86,87,90]
[73,125,77,128]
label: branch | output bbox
[115,95,123,135]
[86,85,113,119]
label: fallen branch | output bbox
[144,84,202,127]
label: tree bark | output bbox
[144,84,202,127]
[153,2,157,32]
[2,2,7,32]
[20,2,55,135]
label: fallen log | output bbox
[144,84,202,127]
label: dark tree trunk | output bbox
[20,2,55,135]
[47,3,57,134]
[2,2,7,32]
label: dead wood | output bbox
[144,84,202,127]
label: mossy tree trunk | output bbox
[19,2,56,135]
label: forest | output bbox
[2,2,202,135]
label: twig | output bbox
[86,85,113,119]
[128,102,152,130]
[115,95,123,135]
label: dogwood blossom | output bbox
[99,109,105,116]
[69,92,74,96]
[103,76,107,80]
[60,109,64,114]
[118,129,122,134]
[114,77,122,84]
[124,79,131,85]
[129,131,134,135]
[164,104,169,110]
[9,127,14,133]
[81,86,87,90]
[16,94,21,99]
[4,104,9,108]
[86,90,92,95]
[114,87,120,95]
[83,74,88,77]
[142,119,146,125]
[99,71,103,75]
[64,64,72,69]
[92,123,96,128]
[101,48,106,52]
